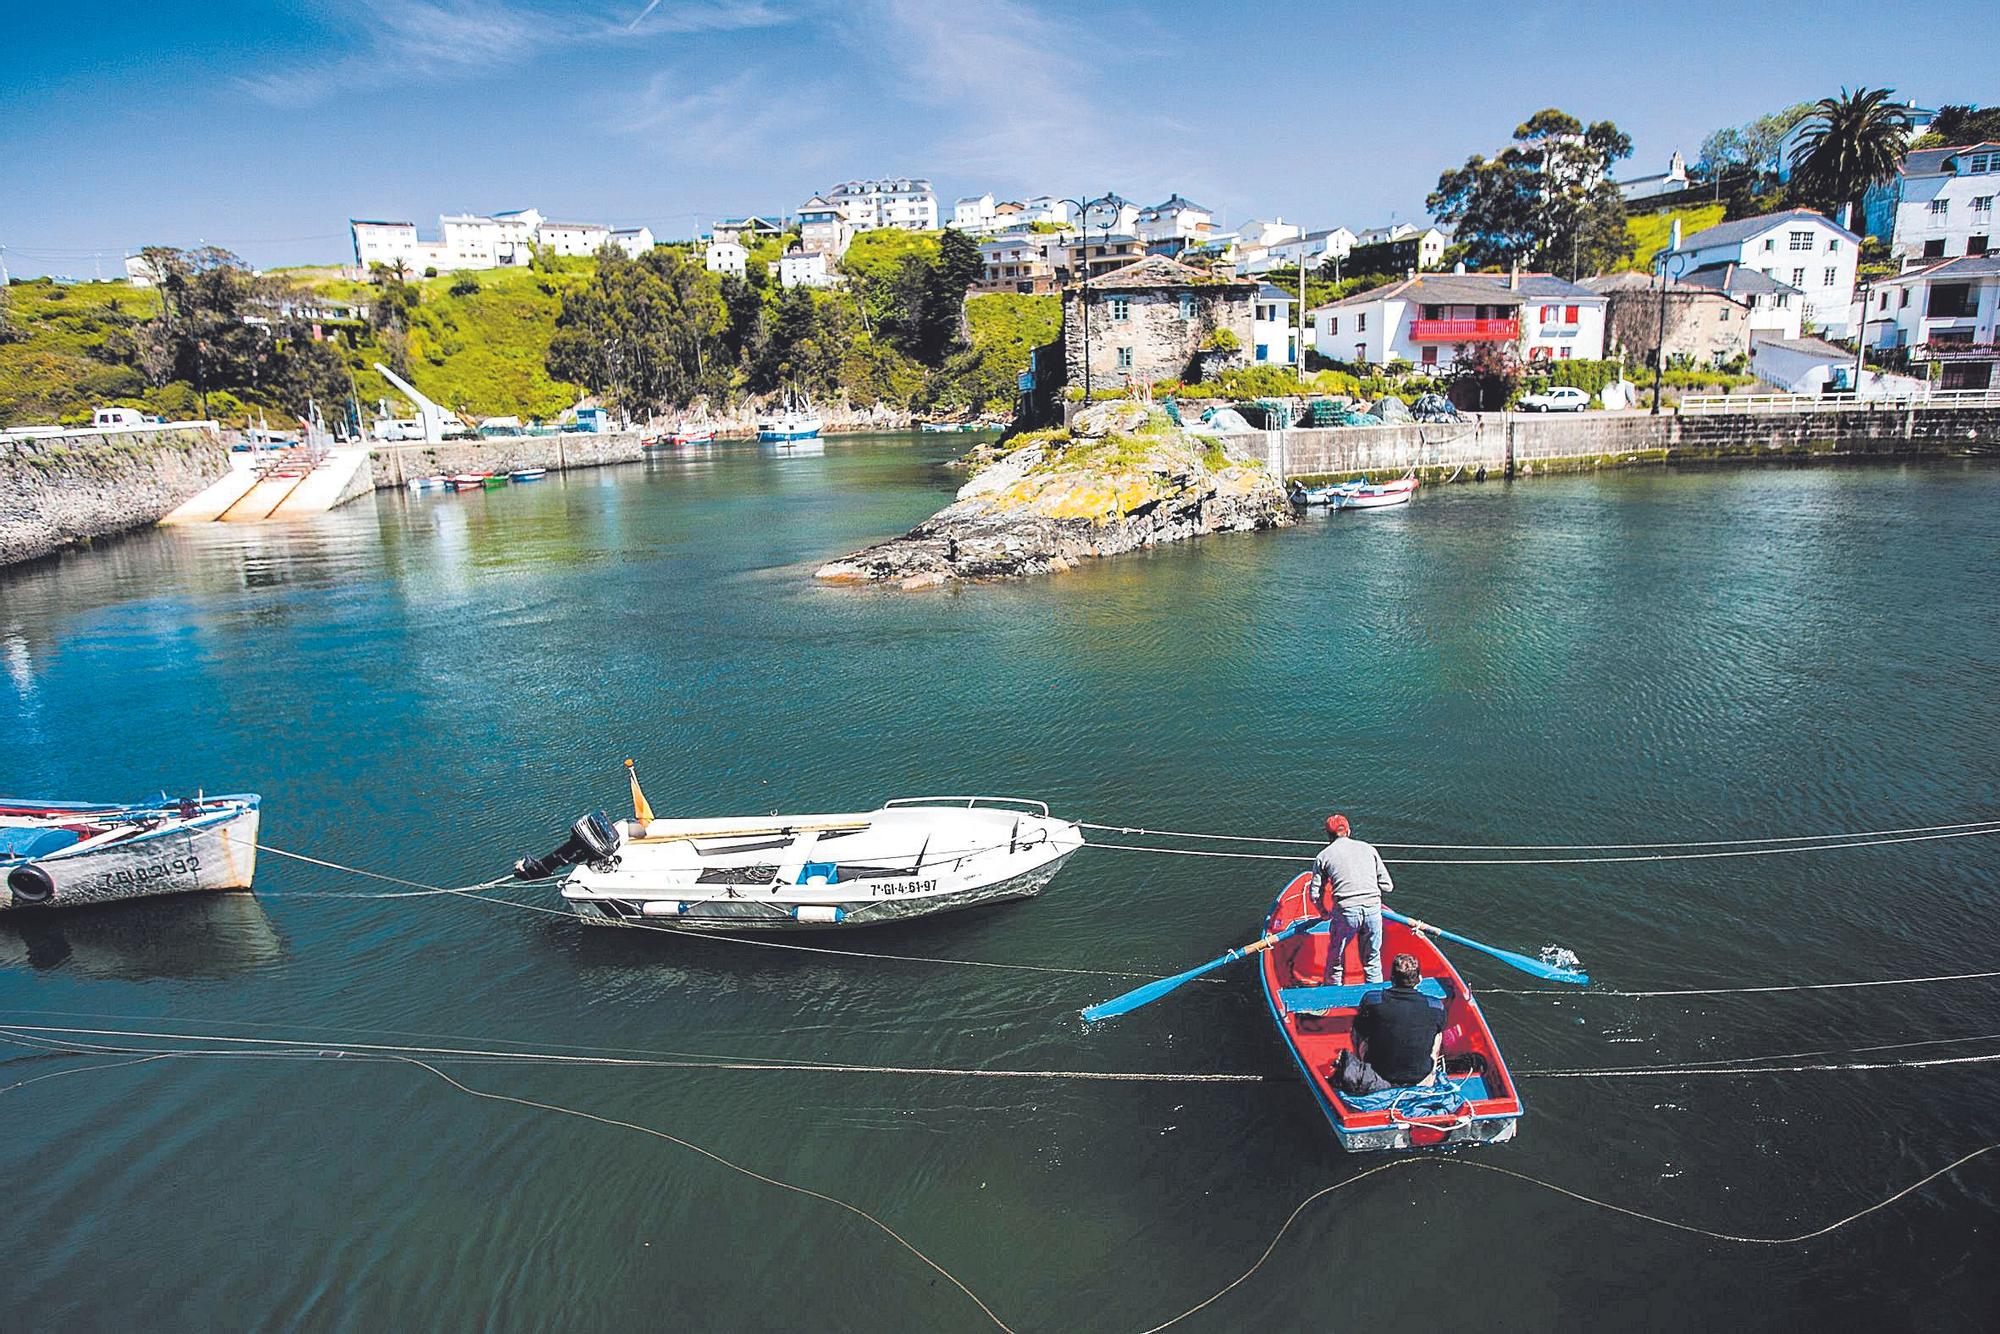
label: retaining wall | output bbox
[1,426,229,566]
[1267,405,2000,482]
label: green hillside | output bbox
[1621,203,1726,272]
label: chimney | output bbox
[1453,260,1467,274]
[1723,262,1735,291]
[1508,262,1519,291]
[1839,201,1853,231]
[1669,218,1682,251]
[1405,268,1415,281]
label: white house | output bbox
[1135,195,1215,250]
[122,254,159,286]
[610,227,654,259]
[1018,196,1078,227]
[1310,270,1606,370]
[827,178,938,231]
[774,249,839,289]
[1778,101,1938,184]
[1083,193,1142,235]
[1251,284,1298,366]
[1876,141,2000,261]
[1859,253,2000,391]
[1617,150,1690,203]
[951,193,997,230]
[538,221,611,257]
[704,240,748,278]
[1750,336,1920,397]
[712,216,786,246]
[1243,226,1357,276]
[1661,209,1858,337]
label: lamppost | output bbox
[1058,195,1100,405]
[1651,249,1691,416]
[1852,277,1875,398]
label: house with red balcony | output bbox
[1309,270,1606,371]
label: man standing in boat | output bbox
[1312,813,1393,986]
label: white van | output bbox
[92,407,151,429]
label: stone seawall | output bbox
[366,431,649,487]
[1,427,229,566]
[1267,405,2000,483]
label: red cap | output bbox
[1326,814,1350,838]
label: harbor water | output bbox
[3,435,1997,1330]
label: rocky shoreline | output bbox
[816,402,1292,588]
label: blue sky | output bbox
[1,0,1991,277]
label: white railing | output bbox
[1,419,221,450]
[1677,390,2000,414]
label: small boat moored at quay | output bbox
[509,467,547,482]
[448,473,488,491]
[1,794,261,910]
[1292,473,1419,509]
[406,475,451,492]
[669,422,716,445]
[757,393,824,443]
[1258,871,1523,1151]
[514,788,1083,931]
[480,474,511,490]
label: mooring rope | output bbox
[1483,966,2000,998]
[1080,816,2000,852]
[254,845,513,897]
[3,1040,1991,1334]
[1084,824,2000,866]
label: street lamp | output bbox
[1058,195,1101,405]
[1852,277,1875,398]
[1651,249,1691,416]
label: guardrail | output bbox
[1676,390,2000,414]
[1,420,221,451]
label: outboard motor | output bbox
[514,810,621,881]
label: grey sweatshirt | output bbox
[1313,836,1394,911]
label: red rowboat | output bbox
[1258,871,1523,1151]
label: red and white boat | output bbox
[1332,473,1418,510]
[669,422,716,446]
[1258,871,1523,1151]
[447,473,487,491]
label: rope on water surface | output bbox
[1083,823,2000,866]
[1132,1145,2000,1333]
[1080,816,2000,852]
[254,844,513,898]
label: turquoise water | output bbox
[3,436,1998,1329]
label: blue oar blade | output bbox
[1081,956,1231,1022]
[1383,909,1590,985]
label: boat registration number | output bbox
[96,855,199,889]
[871,878,938,897]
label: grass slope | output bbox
[1622,203,1727,272]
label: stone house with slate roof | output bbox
[1061,256,1257,389]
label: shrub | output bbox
[448,275,481,297]
[423,266,439,279]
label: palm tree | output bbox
[1789,88,1912,225]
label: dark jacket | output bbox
[1354,984,1445,1085]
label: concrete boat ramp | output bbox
[163,444,376,524]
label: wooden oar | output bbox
[1384,908,1589,985]
[1081,916,1319,1023]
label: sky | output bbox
[1,0,1992,278]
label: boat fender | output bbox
[8,864,55,906]
[792,905,845,925]
[640,901,686,917]
[513,810,621,880]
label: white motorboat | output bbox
[514,795,1083,931]
[1,794,261,910]
[1333,474,1418,510]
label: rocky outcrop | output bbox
[1,427,229,567]
[816,402,1291,587]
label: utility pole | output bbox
[1296,228,1308,384]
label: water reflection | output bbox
[0,892,286,980]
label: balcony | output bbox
[1408,317,1519,341]
[1914,339,2000,362]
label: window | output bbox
[1930,199,1950,216]
[1924,239,1947,258]
[1421,345,1438,366]
[1539,304,1554,322]
[1719,307,1730,321]
[1763,238,1776,252]
[1424,304,1443,320]
[1824,268,1837,286]
[1975,197,1995,215]
[1972,236,1992,256]
[1564,305,1579,324]
[1789,231,1814,250]
[1354,343,1367,361]
[1109,296,1130,321]
[1792,267,1806,286]
[1357,312,1368,331]
[1115,346,1133,370]
[1828,239,1840,253]
[1178,293,1196,320]
[1900,288,1910,308]
[1328,316,1339,335]
[1255,343,1269,362]
[1558,346,1572,359]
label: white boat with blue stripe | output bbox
[516,795,1083,931]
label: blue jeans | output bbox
[1324,904,1383,985]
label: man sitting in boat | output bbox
[1345,953,1447,1089]
[1312,813,1394,986]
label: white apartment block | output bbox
[774,250,839,289]
[1878,142,2000,262]
[952,193,997,230]
[1661,208,1858,338]
[704,240,748,278]
[610,227,656,259]
[827,178,938,232]
[350,206,639,273]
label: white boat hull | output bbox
[555,798,1082,932]
[3,802,260,911]
[1334,489,1414,510]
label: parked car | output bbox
[1517,386,1590,413]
